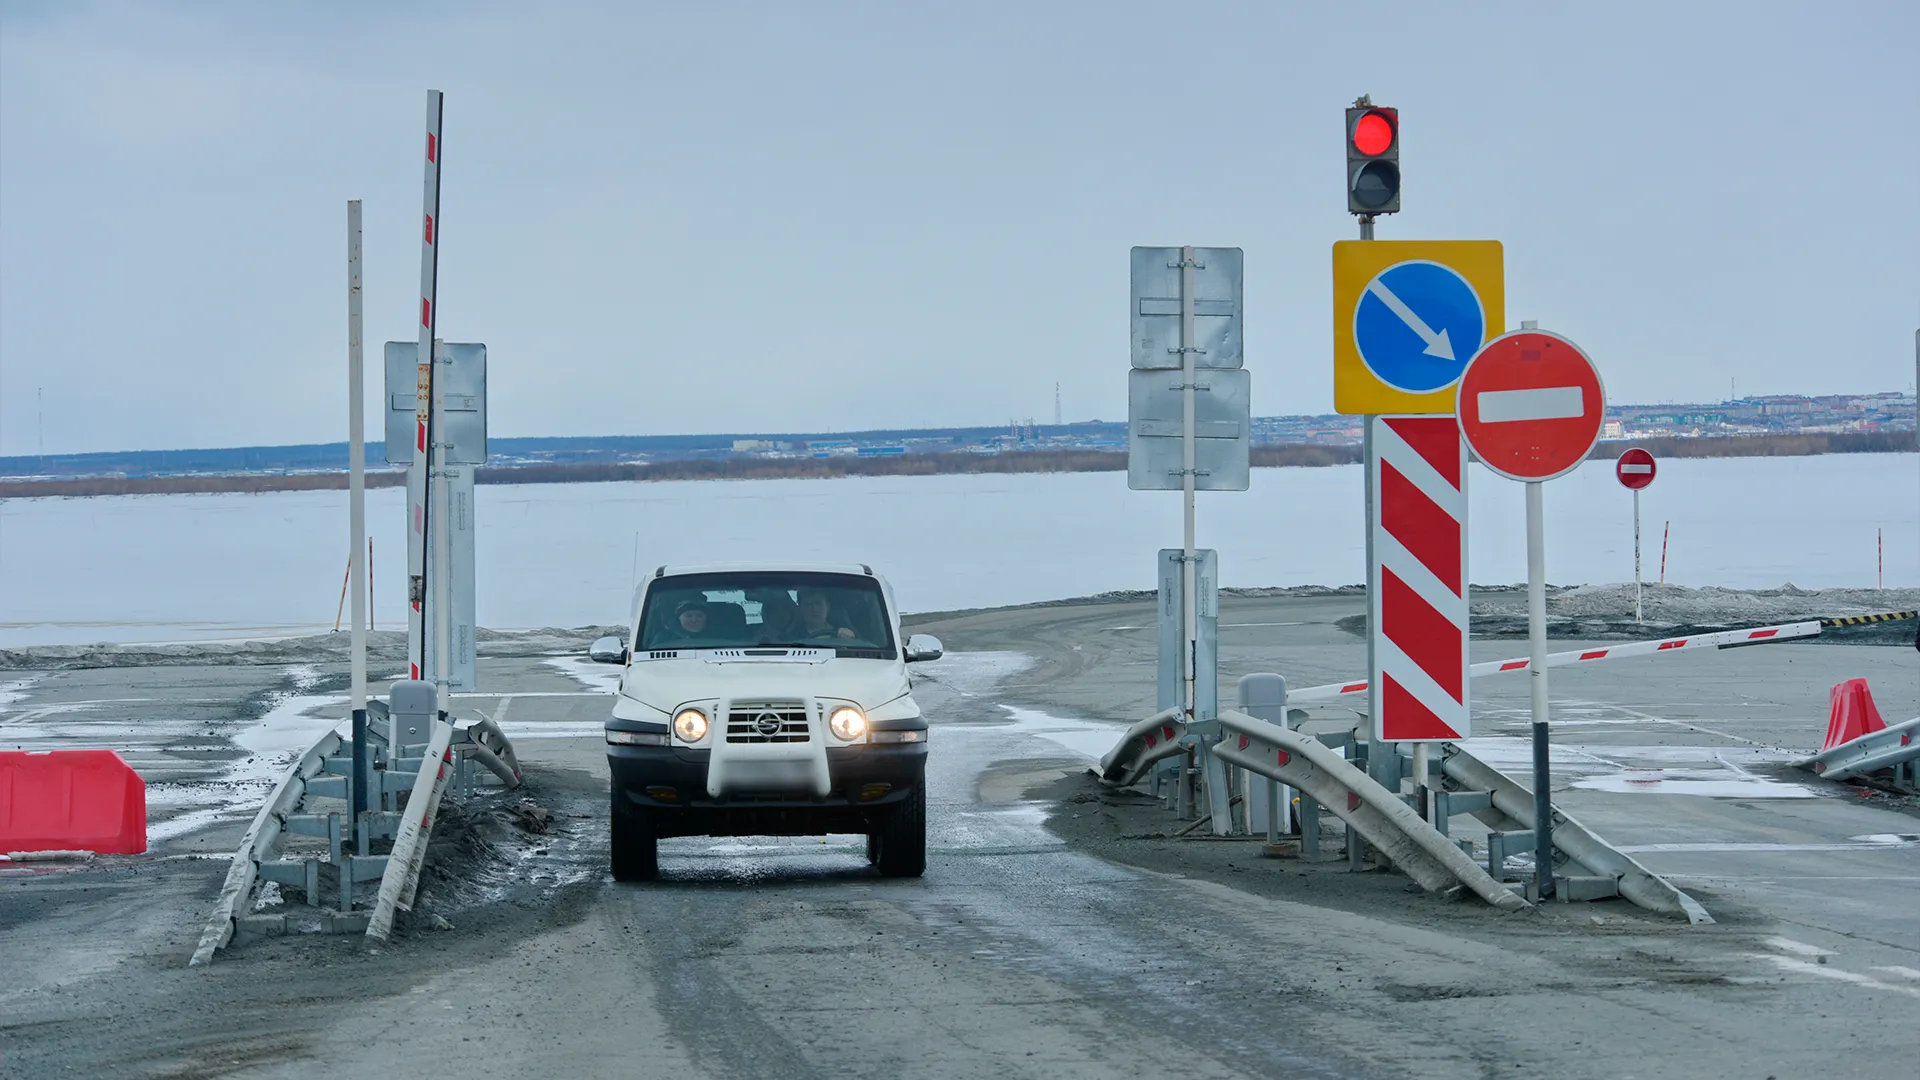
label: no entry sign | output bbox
[1457,329,1605,481]
[1616,447,1656,490]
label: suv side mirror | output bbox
[588,635,628,665]
[904,634,943,663]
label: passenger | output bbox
[791,588,857,641]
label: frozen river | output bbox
[2,453,1914,646]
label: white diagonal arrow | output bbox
[1366,278,1455,361]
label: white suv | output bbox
[596,563,940,881]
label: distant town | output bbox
[2,391,1914,483]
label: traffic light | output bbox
[1346,104,1400,215]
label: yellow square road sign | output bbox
[1332,240,1504,415]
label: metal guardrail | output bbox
[1097,706,1188,787]
[1439,745,1713,924]
[190,728,345,967]
[368,718,456,941]
[459,716,522,791]
[1800,716,1920,784]
[1211,710,1529,911]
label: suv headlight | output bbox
[672,707,710,742]
[828,706,868,741]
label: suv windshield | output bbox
[637,571,896,656]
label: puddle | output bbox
[995,704,1124,761]
[913,651,1035,698]
[542,655,622,694]
[1572,769,1815,799]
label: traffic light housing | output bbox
[1346,105,1400,215]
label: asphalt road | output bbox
[3,594,1918,1079]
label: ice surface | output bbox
[2,453,1913,646]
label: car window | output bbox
[637,571,895,655]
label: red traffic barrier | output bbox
[1822,679,1887,752]
[0,750,147,855]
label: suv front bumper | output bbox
[607,740,927,837]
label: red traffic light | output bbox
[1351,110,1395,157]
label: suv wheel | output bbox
[873,786,926,878]
[610,791,658,882]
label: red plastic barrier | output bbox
[1822,679,1887,752]
[0,750,147,855]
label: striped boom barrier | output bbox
[1369,415,1470,741]
[1291,618,1832,705]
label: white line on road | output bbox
[1872,966,1920,981]
[1765,937,1836,959]
[1477,386,1585,423]
[1746,955,1920,999]
[1621,842,1920,853]
[1366,278,1456,360]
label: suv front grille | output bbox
[726,701,812,743]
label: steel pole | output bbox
[1527,480,1553,899]
[1633,488,1642,624]
[347,200,369,833]
[1180,246,1197,729]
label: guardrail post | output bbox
[1238,674,1291,837]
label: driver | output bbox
[664,599,717,643]
[791,588,856,641]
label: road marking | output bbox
[1765,937,1835,959]
[1873,966,1920,981]
[1746,955,1920,999]
[449,691,605,698]
[1365,278,1455,360]
[1621,842,1920,853]
[1477,386,1585,423]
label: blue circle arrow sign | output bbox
[1353,260,1486,394]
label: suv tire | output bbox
[610,791,658,882]
[873,786,926,878]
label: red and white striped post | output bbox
[1367,414,1470,818]
[1659,520,1670,586]
[409,91,446,711]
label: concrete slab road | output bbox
[0,592,1915,1078]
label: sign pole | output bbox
[1526,480,1553,899]
[1633,488,1642,624]
[1180,246,1198,733]
[347,200,369,839]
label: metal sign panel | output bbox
[1131,246,1244,370]
[384,342,488,465]
[1368,415,1469,742]
[1457,328,1605,482]
[1332,240,1503,415]
[422,466,477,691]
[1157,548,1219,720]
[1127,368,1251,491]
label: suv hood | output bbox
[619,654,912,714]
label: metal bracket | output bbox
[1166,469,1213,478]
[1165,346,1209,356]
[1166,258,1207,270]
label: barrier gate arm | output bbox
[1286,619,1831,705]
[1211,710,1529,910]
[367,718,456,941]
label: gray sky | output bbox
[2,0,1916,456]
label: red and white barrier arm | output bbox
[1287,619,1826,705]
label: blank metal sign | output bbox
[1126,367,1251,491]
[1130,246,1244,370]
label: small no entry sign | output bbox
[1616,447,1656,490]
